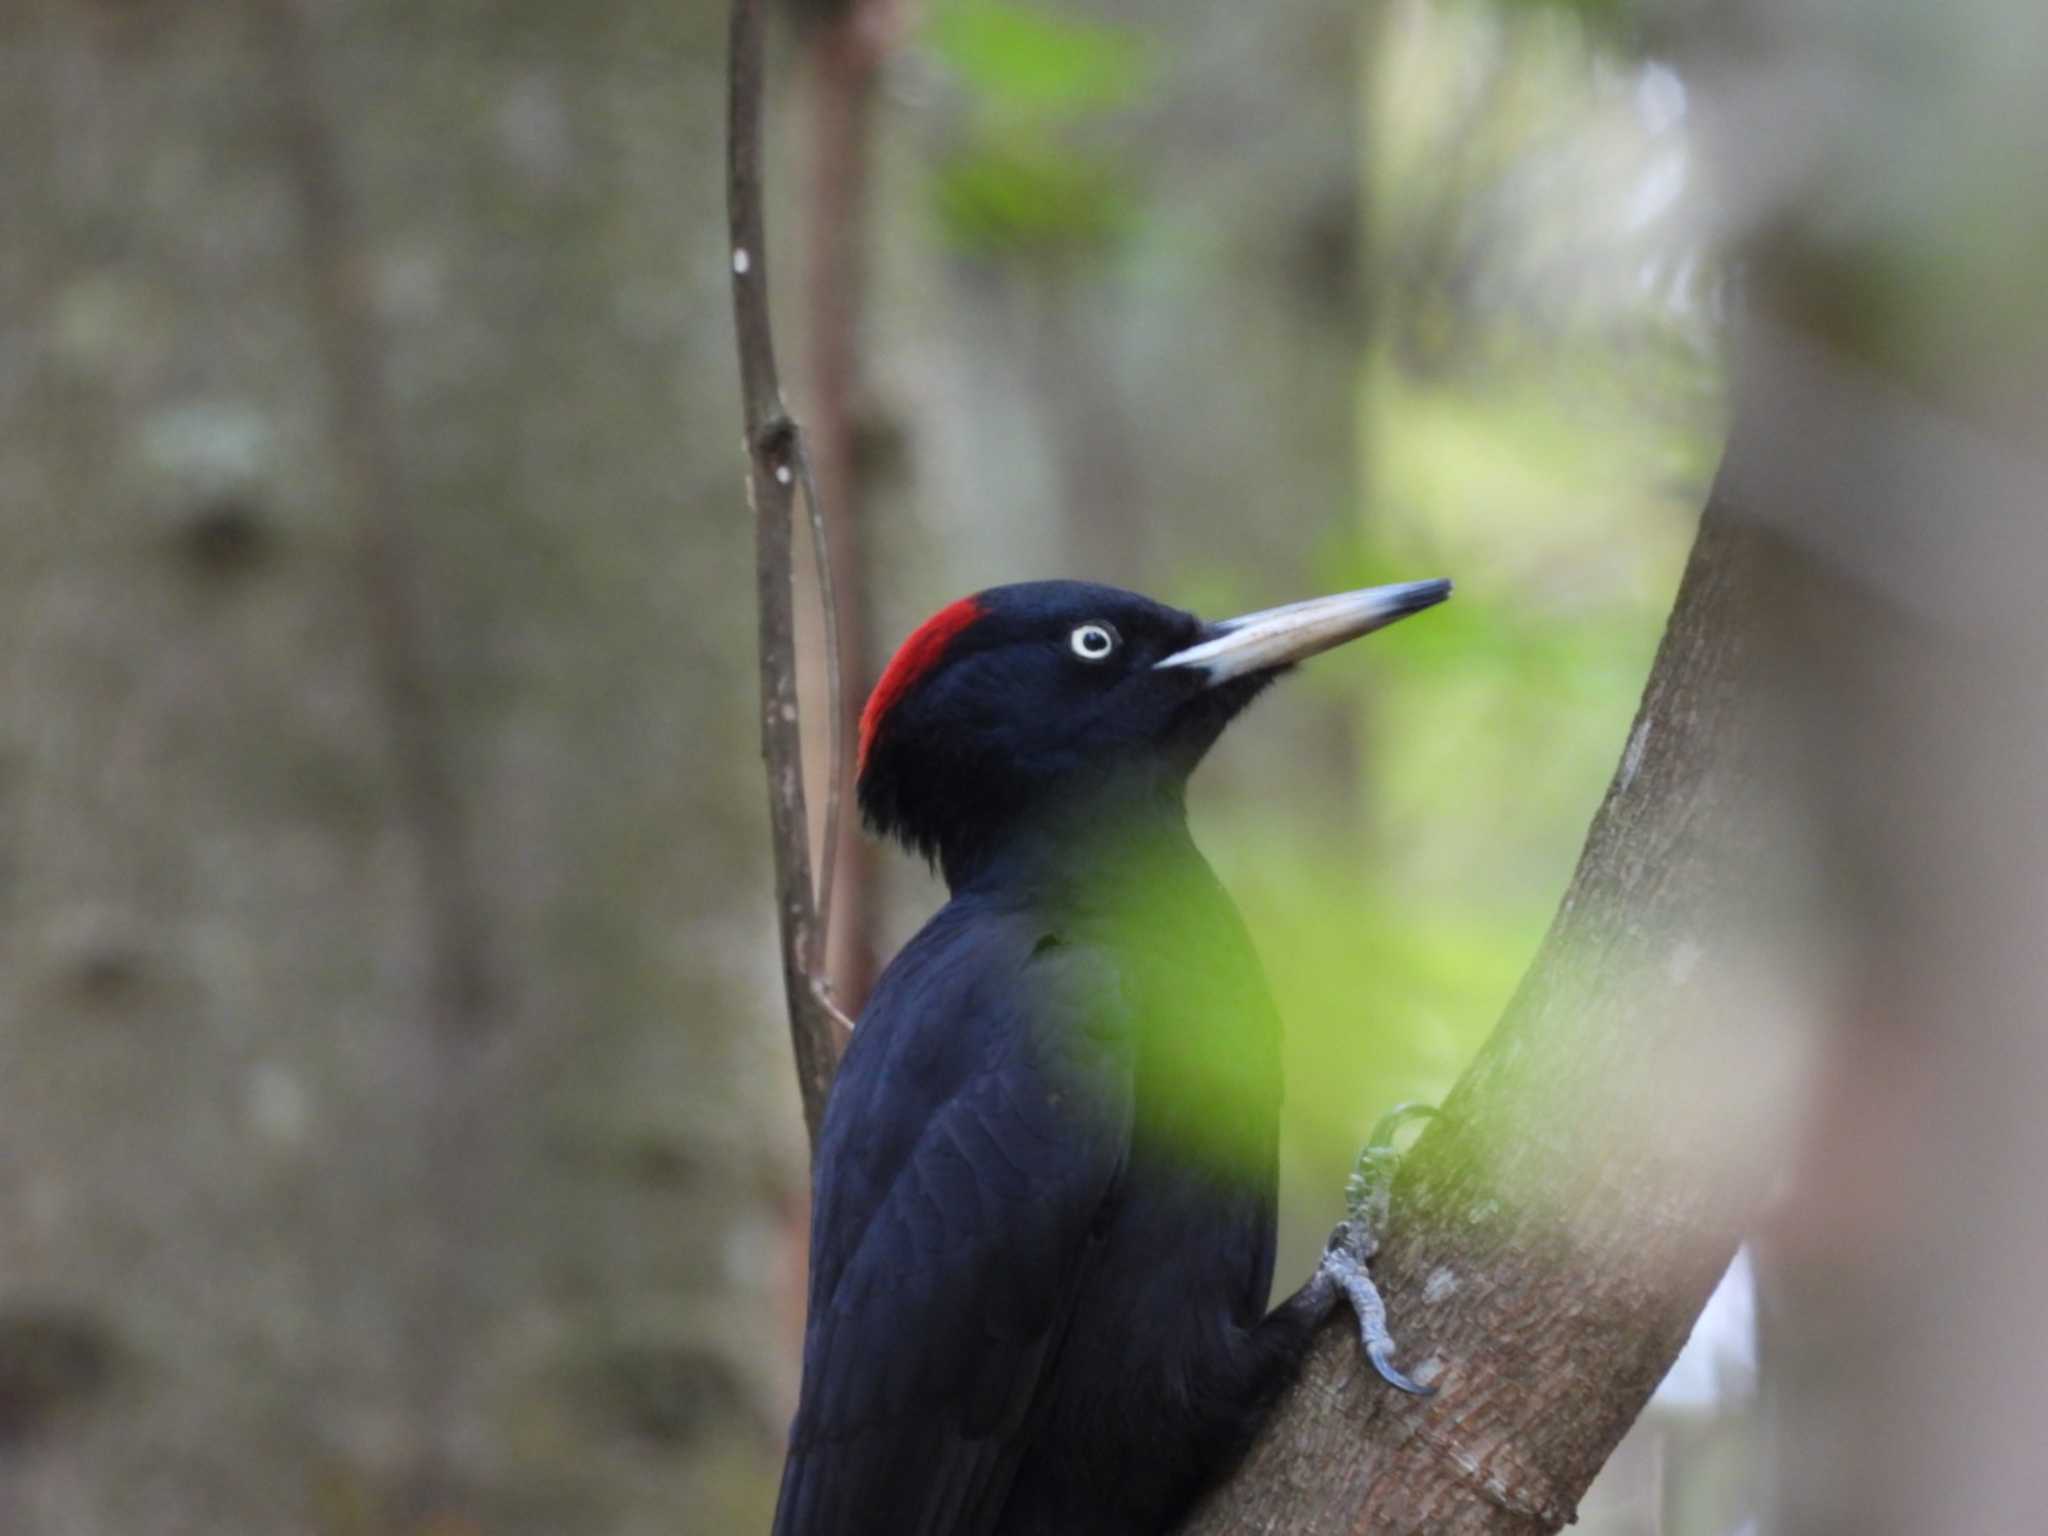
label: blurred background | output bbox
[3,0,2042,1532]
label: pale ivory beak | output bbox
[1155,579,1451,683]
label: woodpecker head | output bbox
[856,578,1450,884]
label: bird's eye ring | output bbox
[1069,622,1119,662]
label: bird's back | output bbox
[774,832,1288,1536]
[772,891,1136,1536]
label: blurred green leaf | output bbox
[932,136,1133,256]
[923,0,1151,258]
[928,0,1151,114]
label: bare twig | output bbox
[727,0,852,1151]
[793,436,844,980]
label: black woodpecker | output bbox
[773,577,1451,1536]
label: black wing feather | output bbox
[772,913,1131,1536]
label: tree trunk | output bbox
[1183,453,1805,1532]
[0,3,795,1529]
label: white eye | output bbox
[1069,622,1119,662]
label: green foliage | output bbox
[923,0,1150,259]
[1183,0,1723,1271]
[927,0,1151,113]
[1190,332,1713,1110]
[931,138,1133,258]
[1237,325,1714,1272]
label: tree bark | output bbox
[0,3,796,1528]
[1184,468,1804,1532]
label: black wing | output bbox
[772,915,1132,1536]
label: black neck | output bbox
[945,775,1196,902]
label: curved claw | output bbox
[1368,1340,1436,1398]
[1367,1100,1439,1152]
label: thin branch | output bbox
[793,435,844,981]
[727,0,852,1151]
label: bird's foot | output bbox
[1318,1101,1438,1397]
